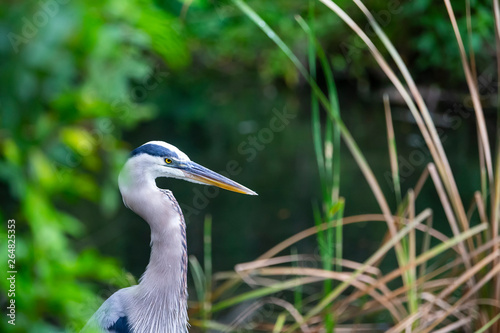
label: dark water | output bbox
[84,75,493,285]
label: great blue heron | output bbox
[83,141,256,333]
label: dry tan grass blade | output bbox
[442,0,493,183]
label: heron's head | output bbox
[120,141,257,195]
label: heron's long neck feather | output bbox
[119,166,188,333]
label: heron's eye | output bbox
[165,158,173,164]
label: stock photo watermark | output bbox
[6,219,17,326]
[8,0,71,53]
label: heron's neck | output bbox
[140,189,188,294]
[139,189,188,321]
[119,166,188,332]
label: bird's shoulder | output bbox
[82,286,136,333]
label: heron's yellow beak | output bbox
[181,161,257,195]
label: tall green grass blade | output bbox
[313,202,334,330]
[407,191,419,327]
[297,17,346,297]
[322,48,341,208]
[308,1,326,202]
[203,215,213,320]
[325,119,334,196]
[189,255,206,308]
[305,5,341,330]
[334,199,344,274]
[313,202,327,267]
[297,14,341,204]
[383,94,401,206]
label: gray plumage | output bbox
[83,141,256,333]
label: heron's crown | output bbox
[130,141,190,161]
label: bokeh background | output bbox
[0,0,497,331]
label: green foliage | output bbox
[0,0,189,331]
[181,0,494,86]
